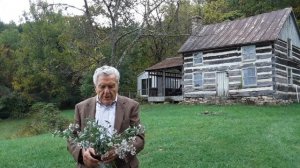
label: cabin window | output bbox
[193,52,203,65]
[287,38,292,58]
[287,68,292,85]
[242,45,256,61]
[193,72,203,88]
[242,67,257,86]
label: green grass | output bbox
[0,118,31,139]
[0,134,74,167]
[0,110,74,140]
[138,103,300,168]
[59,109,74,120]
[0,104,300,167]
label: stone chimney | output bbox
[191,16,202,35]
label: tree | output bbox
[12,4,83,106]
[147,0,199,62]
[227,0,300,27]
[42,0,166,68]
[203,0,243,24]
[0,23,21,95]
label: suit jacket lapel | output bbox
[114,95,125,133]
[86,96,97,119]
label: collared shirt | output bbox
[95,96,117,136]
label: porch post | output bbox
[147,72,149,97]
[162,70,165,97]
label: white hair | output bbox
[93,65,120,85]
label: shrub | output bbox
[0,93,31,119]
[17,102,70,136]
[0,102,10,119]
[134,95,148,104]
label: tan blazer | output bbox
[67,95,145,168]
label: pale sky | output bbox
[0,0,84,24]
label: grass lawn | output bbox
[0,118,31,139]
[0,103,299,167]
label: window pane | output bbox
[243,68,256,86]
[194,52,203,64]
[243,69,248,76]
[248,68,255,76]
[194,73,202,87]
[244,78,250,85]
[248,77,256,85]
[242,45,256,60]
[194,73,202,79]
[197,57,203,64]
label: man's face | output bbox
[95,74,119,106]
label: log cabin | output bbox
[178,7,300,102]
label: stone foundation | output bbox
[183,96,293,105]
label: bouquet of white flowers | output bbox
[54,119,145,168]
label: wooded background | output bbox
[0,0,299,114]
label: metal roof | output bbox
[146,56,183,71]
[178,8,293,53]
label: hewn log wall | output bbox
[274,39,300,100]
[183,43,275,98]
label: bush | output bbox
[134,95,148,104]
[0,93,31,119]
[0,102,10,119]
[17,102,70,136]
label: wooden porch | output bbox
[145,56,183,102]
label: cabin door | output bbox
[216,72,229,97]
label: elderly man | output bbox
[68,65,145,168]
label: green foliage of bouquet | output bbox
[54,119,144,166]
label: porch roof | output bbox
[146,56,183,71]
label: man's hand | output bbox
[82,148,100,168]
[102,149,117,164]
